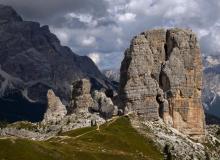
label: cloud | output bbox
[50,27,70,45]
[1,0,220,70]
[88,53,101,65]
[0,0,108,21]
[88,52,123,70]
[81,36,96,47]
[200,26,220,54]
[117,13,136,22]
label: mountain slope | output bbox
[203,55,220,118]
[0,117,163,160]
[0,5,111,122]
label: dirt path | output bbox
[56,117,120,141]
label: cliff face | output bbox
[119,28,205,138]
[0,5,111,122]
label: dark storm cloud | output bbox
[0,0,108,21]
[52,16,116,29]
[52,16,89,29]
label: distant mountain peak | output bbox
[203,54,220,68]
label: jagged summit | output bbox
[0,4,23,23]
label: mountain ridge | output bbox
[0,4,112,122]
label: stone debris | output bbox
[130,117,206,160]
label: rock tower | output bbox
[119,28,205,138]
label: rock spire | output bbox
[119,28,205,139]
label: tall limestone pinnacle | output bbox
[119,28,205,139]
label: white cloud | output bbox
[50,27,70,45]
[88,52,123,70]
[117,38,123,46]
[117,12,136,22]
[65,13,98,27]
[197,29,210,38]
[81,36,96,47]
[87,52,101,65]
[67,13,93,23]
[201,26,220,54]
[127,0,154,15]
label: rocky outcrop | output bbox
[0,5,22,23]
[69,79,94,113]
[69,79,118,119]
[119,28,205,139]
[0,4,112,122]
[43,90,67,123]
[91,91,118,119]
[131,116,220,160]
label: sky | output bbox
[1,0,220,70]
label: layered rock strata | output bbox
[119,28,205,138]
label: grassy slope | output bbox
[0,117,163,160]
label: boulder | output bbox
[92,90,118,119]
[99,96,115,119]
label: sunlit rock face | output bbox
[119,28,205,139]
[43,89,67,124]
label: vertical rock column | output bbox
[119,32,163,120]
[69,79,94,113]
[164,29,205,138]
[43,89,67,124]
[119,28,205,139]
